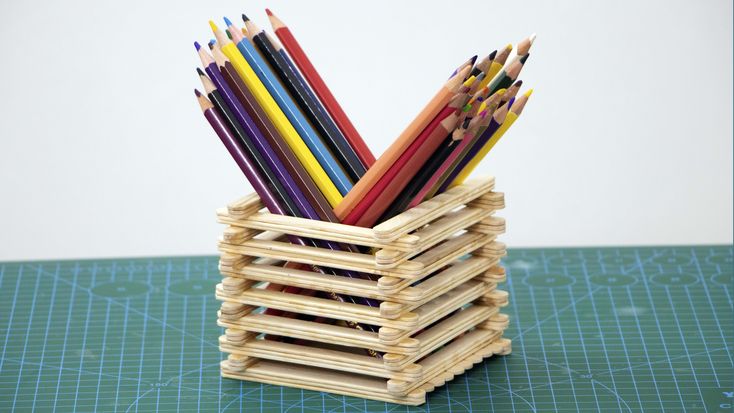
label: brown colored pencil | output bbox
[500,80,523,105]
[208,44,339,223]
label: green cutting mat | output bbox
[0,246,731,412]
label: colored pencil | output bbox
[334,65,471,219]
[196,89,286,215]
[423,90,506,199]
[206,42,372,251]
[374,90,492,223]
[208,21,344,206]
[478,44,512,90]
[205,44,337,222]
[198,13,534,224]
[487,54,529,94]
[266,8,376,168]
[506,33,536,68]
[500,79,523,105]
[467,73,486,96]
[378,125,467,222]
[218,19,353,196]
[196,89,317,303]
[205,47,380,330]
[199,73,305,217]
[438,97,515,193]
[202,65,378,280]
[450,55,478,78]
[471,51,495,77]
[197,48,317,218]
[407,111,491,208]
[450,90,532,187]
[457,85,502,133]
[196,88,378,327]
[203,45,370,258]
[242,15,366,182]
[343,93,467,227]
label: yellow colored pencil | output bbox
[208,21,343,207]
[451,89,532,186]
[479,44,512,90]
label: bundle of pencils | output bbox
[194,8,533,266]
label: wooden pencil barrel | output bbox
[214,176,511,405]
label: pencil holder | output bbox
[215,176,511,405]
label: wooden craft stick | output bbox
[216,284,420,329]
[373,177,494,241]
[221,255,498,305]
[217,313,420,354]
[219,336,421,380]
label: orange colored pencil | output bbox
[342,93,467,226]
[334,65,471,219]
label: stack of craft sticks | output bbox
[195,9,533,405]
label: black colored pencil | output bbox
[199,70,302,217]
[377,132,461,222]
[489,54,529,94]
[243,15,367,182]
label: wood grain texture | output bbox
[215,176,511,405]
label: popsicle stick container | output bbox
[215,176,511,405]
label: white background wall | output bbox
[0,0,731,261]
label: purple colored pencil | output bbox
[437,97,516,193]
[196,89,285,215]
[196,42,317,220]
[449,55,477,78]
[196,89,380,314]
[196,46,380,311]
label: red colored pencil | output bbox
[406,111,489,209]
[342,93,467,227]
[266,8,376,168]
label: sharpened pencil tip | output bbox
[529,33,537,43]
[507,97,516,108]
[194,41,201,50]
[241,13,250,22]
[514,80,523,87]
[208,39,215,49]
[505,43,513,51]
[225,29,232,40]
[209,20,219,32]
[196,67,205,76]
[194,89,202,97]
[524,89,534,97]
[223,16,233,27]
[265,8,273,16]
[520,53,529,64]
[469,55,478,65]
[488,50,497,60]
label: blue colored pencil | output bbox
[223,18,353,196]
